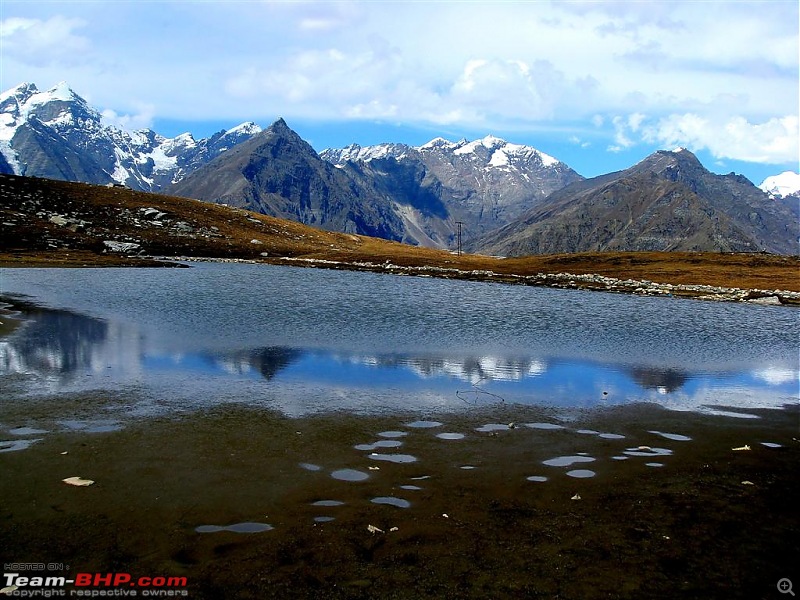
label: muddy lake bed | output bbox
[1,263,798,598]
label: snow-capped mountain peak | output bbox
[46,81,81,102]
[418,137,459,151]
[759,171,800,199]
[320,142,410,164]
[453,135,502,155]
[224,121,262,137]
[0,81,263,191]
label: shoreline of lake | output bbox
[5,251,797,305]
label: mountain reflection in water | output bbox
[1,263,797,417]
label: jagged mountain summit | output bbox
[167,119,406,241]
[760,171,800,199]
[0,82,261,191]
[321,135,583,244]
[168,124,584,247]
[3,82,795,256]
[473,148,798,256]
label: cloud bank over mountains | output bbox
[1,1,797,170]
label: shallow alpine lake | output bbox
[1,262,797,419]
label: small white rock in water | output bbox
[62,476,94,487]
[367,524,384,534]
[571,493,581,500]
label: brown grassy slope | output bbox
[1,174,798,293]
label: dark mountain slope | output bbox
[167,119,405,241]
[322,137,584,246]
[474,150,798,256]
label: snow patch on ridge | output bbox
[759,171,800,198]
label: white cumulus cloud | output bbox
[101,104,156,132]
[643,113,799,164]
[0,16,91,67]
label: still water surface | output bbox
[1,263,797,418]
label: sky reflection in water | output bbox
[1,264,797,418]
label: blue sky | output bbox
[1,0,797,184]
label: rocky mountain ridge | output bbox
[1,82,797,255]
[474,149,798,256]
[321,135,583,245]
[0,82,262,191]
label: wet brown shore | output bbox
[1,400,798,599]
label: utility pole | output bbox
[456,221,463,256]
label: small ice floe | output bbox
[378,431,408,438]
[62,477,94,487]
[566,469,596,478]
[525,422,564,430]
[623,446,672,457]
[331,469,370,481]
[355,440,403,451]
[476,423,511,433]
[368,453,417,463]
[314,516,335,523]
[0,439,42,453]
[761,442,782,448]
[436,433,465,440]
[649,431,692,442]
[311,500,344,507]
[571,493,581,500]
[8,427,48,436]
[732,445,751,451]
[299,462,322,471]
[741,481,755,486]
[526,476,548,482]
[371,496,411,508]
[543,455,596,467]
[405,421,443,428]
[367,524,384,534]
[196,522,273,533]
